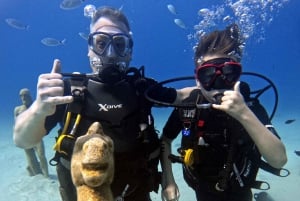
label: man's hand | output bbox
[36,59,73,116]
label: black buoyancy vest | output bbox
[63,74,150,153]
[178,88,263,191]
[84,79,139,125]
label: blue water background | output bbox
[1,0,300,130]
[0,0,299,199]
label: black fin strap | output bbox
[259,160,290,177]
[49,151,60,166]
[251,180,270,190]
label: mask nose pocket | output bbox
[105,44,117,57]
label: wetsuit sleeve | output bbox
[162,108,182,140]
[250,99,281,139]
[144,78,177,104]
[150,85,177,104]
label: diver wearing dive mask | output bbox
[195,57,242,104]
[160,24,287,201]
[88,28,133,84]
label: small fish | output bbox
[285,119,295,124]
[5,18,29,30]
[41,38,66,46]
[167,4,177,15]
[60,0,84,10]
[295,150,300,157]
[78,32,88,40]
[174,18,186,29]
[223,15,231,22]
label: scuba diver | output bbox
[13,5,185,201]
[159,24,287,201]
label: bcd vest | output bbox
[51,68,159,164]
[170,88,289,192]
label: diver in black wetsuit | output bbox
[13,6,184,201]
[160,24,287,201]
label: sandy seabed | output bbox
[1,119,299,201]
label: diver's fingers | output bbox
[37,75,65,103]
[43,96,73,105]
[161,188,180,201]
[38,74,64,89]
[51,59,62,74]
[233,81,240,92]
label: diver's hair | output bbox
[194,23,244,66]
[91,6,131,33]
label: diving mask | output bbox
[195,58,242,91]
[88,32,133,57]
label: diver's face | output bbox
[88,17,132,73]
[195,54,241,104]
[195,54,241,90]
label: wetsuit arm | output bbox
[160,136,179,201]
[175,86,198,104]
[144,76,198,105]
[212,82,287,168]
[160,109,182,201]
[235,106,287,168]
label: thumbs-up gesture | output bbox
[36,59,73,116]
[212,81,248,120]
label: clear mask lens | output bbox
[89,32,132,57]
[196,61,241,90]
